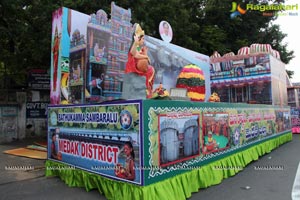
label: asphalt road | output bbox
[0,134,299,200]
[190,134,300,200]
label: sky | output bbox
[274,0,299,83]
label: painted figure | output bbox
[52,26,60,91]
[115,141,135,181]
[160,21,172,42]
[89,73,105,95]
[51,128,62,160]
[72,64,81,81]
[125,24,155,98]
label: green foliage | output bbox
[286,70,294,79]
[0,0,295,88]
[177,78,205,87]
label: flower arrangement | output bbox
[209,92,220,102]
[151,83,170,99]
[176,64,205,101]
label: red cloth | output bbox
[125,52,155,98]
[51,141,57,159]
[292,127,300,134]
[52,37,59,91]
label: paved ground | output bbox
[191,133,300,200]
[0,138,45,185]
[0,138,105,200]
[0,134,299,200]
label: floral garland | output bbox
[176,64,205,101]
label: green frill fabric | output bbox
[176,78,205,86]
[45,132,292,200]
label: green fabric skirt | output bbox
[46,132,292,200]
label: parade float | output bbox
[291,107,300,134]
[210,44,287,105]
[46,3,292,199]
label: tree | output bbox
[0,0,57,86]
[259,24,294,64]
[286,70,294,79]
[0,0,295,87]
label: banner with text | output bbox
[47,100,142,185]
[143,100,291,185]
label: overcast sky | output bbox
[274,0,299,83]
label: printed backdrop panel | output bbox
[142,100,291,185]
[48,100,143,185]
[291,107,300,133]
